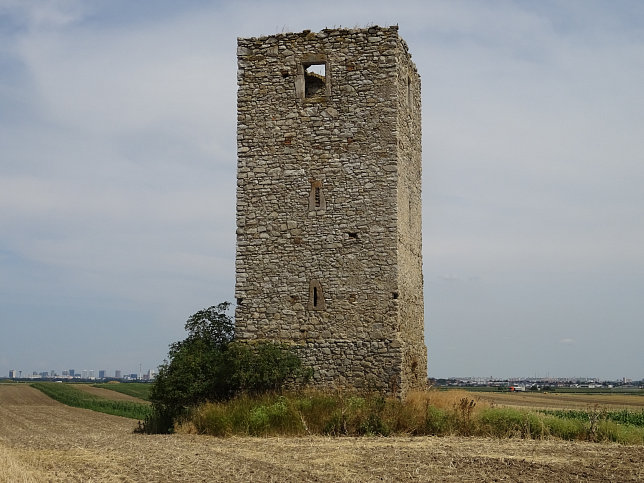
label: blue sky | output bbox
[1,0,643,379]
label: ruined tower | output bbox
[235,26,426,395]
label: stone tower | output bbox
[235,26,426,395]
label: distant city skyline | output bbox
[6,367,155,380]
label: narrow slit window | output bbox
[407,76,412,106]
[308,180,326,211]
[308,279,325,310]
[304,63,326,98]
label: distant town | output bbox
[6,369,643,391]
[7,368,156,381]
[432,376,644,391]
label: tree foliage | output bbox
[146,303,308,433]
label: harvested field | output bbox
[73,384,150,403]
[1,385,643,482]
[473,391,644,410]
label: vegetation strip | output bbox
[31,382,151,420]
[166,391,644,444]
[539,408,644,427]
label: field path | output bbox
[1,384,643,482]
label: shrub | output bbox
[145,303,309,433]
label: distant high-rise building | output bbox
[143,369,156,381]
[69,369,75,377]
[8,369,17,379]
[98,370,106,379]
[115,370,122,379]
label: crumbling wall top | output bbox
[237,25,400,44]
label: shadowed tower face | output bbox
[234,26,427,396]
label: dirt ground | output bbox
[473,391,644,410]
[1,384,643,482]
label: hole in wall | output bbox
[308,279,325,310]
[309,180,325,211]
[392,292,399,300]
[304,62,326,98]
[236,298,244,305]
[347,232,358,239]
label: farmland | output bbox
[1,384,643,481]
[30,382,151,420]
[473,390,644,410]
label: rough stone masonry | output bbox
[234,25,427,396]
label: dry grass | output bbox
[0,446,46,483]
[406,389,491,412]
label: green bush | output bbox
[145,303,310,433]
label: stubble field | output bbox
[474,390,644,410]
[1,384,643,482]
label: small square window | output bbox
[296,56,329,101]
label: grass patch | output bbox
[172,390,644,444]
[31,382,151,420]
[92,382,151,401]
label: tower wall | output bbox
[235,26,426,395]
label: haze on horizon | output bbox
[1,1,643,381]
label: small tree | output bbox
[146,303,308,433]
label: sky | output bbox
[1,0,643,380]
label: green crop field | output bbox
[31,382,151,420]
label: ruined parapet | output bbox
[234,26,427,396]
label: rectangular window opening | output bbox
[304,62,326,98]
[314,186,321,207]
